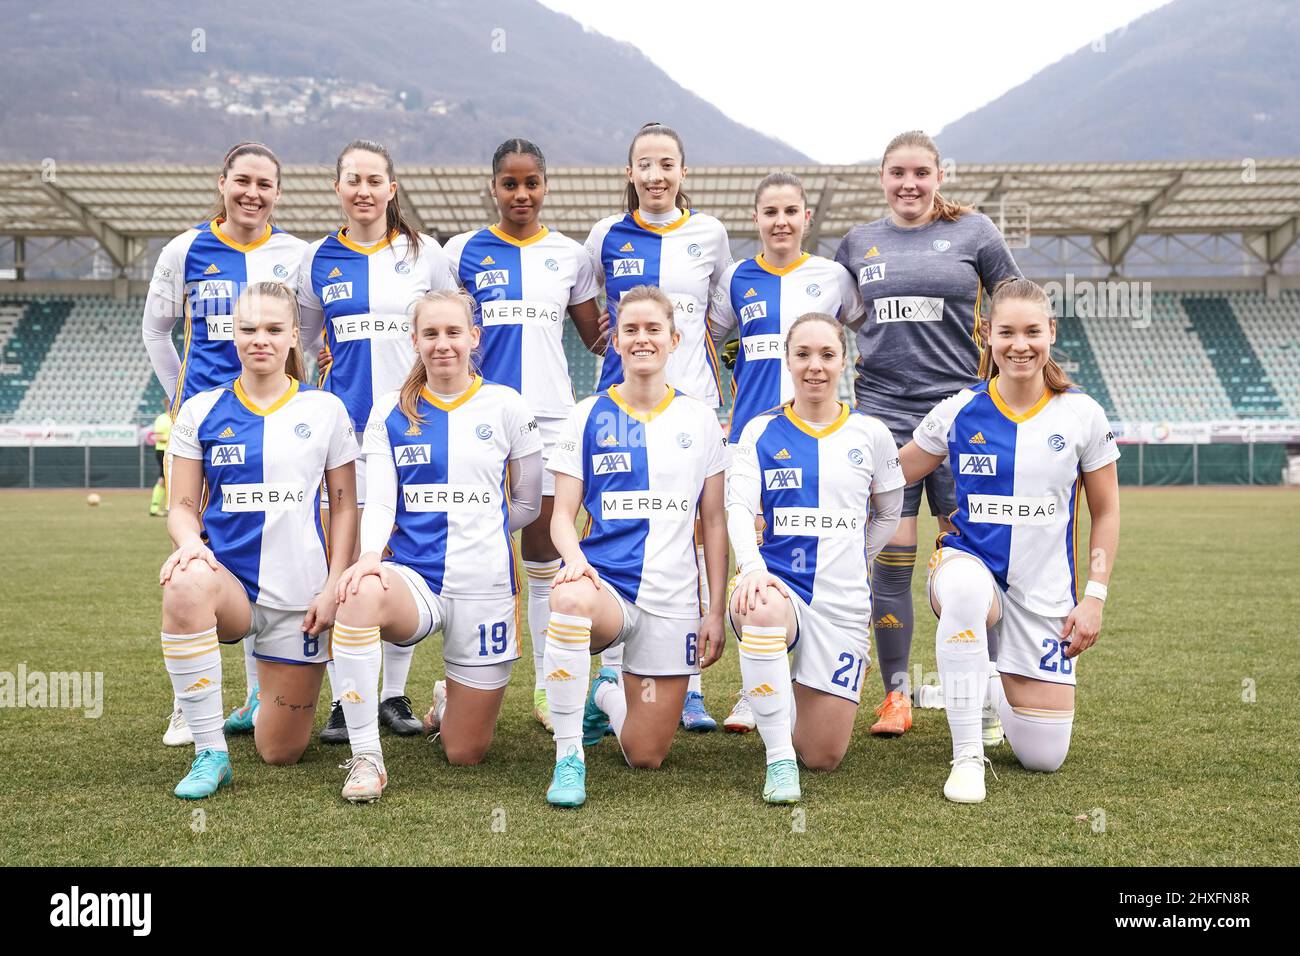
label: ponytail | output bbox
[336,140,421,262]
[979,278,1077,394]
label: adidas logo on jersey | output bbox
[747,684,777,697]
[619,242,634,253]
[546,669,575,682]
[405,421,422,436]
[864,246,880,258]
[480,255,496,266]
[774,448,791,460]
[945,629,978,644]
[743,287,758,298]
[327,266,342,279]
[875,614,903,628]
[204,263,220,275]
[183,677,212,693]
[342,690,363,704]
[969,432,987,445]
[218,426,235,439]
[598,434,619,447]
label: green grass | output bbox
[1,487,1297,866]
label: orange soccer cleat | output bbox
[869,690,913,737]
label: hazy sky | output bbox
[538,0,1173,163]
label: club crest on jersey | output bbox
[859,263,886,284]
[322,282,353,303]
[395,444,431,466]
[864,246,880,258]
[958,453,997,475]
[218,426,236,439]
[687,243,702,258]
[395,260,410,275]
[544,258,559,272]
[475,424,493,440]
[676,432,693,449]
[848,448,864,465]
[294,423,311,439]
[743,287,758,298]
[210,444,245,466]
[805,283,822,297]
[612,259,645,277]
[763,467,803,490]
[592,451,631,475]
[969,432,987,445]
[327,266,343,279]
[932,239,952,252]
[273,264,289,279]
[740,301,768,323]
[1049,434,1067,452]
[773,448,791,460]
[476,269,509,289]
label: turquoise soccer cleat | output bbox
[582,667,618,747]
[173,749,233,799]
[546,748,587,808]
[762,758,801,805]
[223,684,259,735]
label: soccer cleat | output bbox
[681,691,717,732]
[914,683,946,709]
[869,690,913,737]
[422,680,448,738]
[163,705,194,747]
[762,758,801,804]
[944,754,991,804]
[320,700,349,744]
[173,749,233,799]
[723,693,756,733]
[340,753,388,803]
[379,695,423,736]
[532,687,554,733]
[222,685,259,735]
[982,714,1005,748]
[546,748,587,808]
[583,667,618,747]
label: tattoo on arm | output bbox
[180,496,196,508]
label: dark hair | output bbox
[491,138,547,179]
[979,277,1076,393]
[785,312,847,361]
[625,122,692,214]
[207,142,281,222]
[233,282,306,382]
[755,171,806,207]
[335,140,421,262]
[880,130,972,223]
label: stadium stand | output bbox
[0,298,72,420]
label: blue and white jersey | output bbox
[363,377,541,598]
[169,380,356,609]
[298,231,457,431]
[149,221,308,411]
[585,210,732,407]
[728,404,904,626]
[913,380,1120,615]
[444,225,598,420]
[549,386,728,619]
[713,253,863,438]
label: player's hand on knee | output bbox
[555,558,601,590]
[1062,596,1103,658]
[731,570,788,616]
[698,612,726,668]
[336,551,388,603]
[159,540,219,585]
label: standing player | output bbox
[710,172,864,734]
[159,282,357,798]
[149,399,172,518]
[328,290,542,803]
[834,130,1022,740]
[443,138,603,734]
[899,278,1120,802]
[726,314,904,802]
[144,142,308,745]
[584,122,733,730]
[541,286,728,808]
[298,140,458,743]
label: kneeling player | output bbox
[542,286,729,808]
[331,290,543,803]
[726,313,904,802]
[159,282,358,799]
[899,278,1121,803]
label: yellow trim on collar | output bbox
[233,376,298,416]
[632,209,691,234]
[335,228,395,256]
[782,401,850,438]
[755,252,810,277]
[210,219,272,253]
[608,384,675,423]
[488,224,549,247]
[420,375,483,412]
[989,376,1052,423]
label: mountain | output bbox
[935,0,1300,162]
[0,0,809,166]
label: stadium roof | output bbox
[2,159,1299,270]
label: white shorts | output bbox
[603,586,702,677]
[537,414,566,497]
[386,562,520,678]
[320,432,366,509]
[927,548,1076,687]
[228,603,329,666]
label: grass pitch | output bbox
[0,487,1296,866]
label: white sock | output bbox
[999,697,1074,772]
[524,559,561,691]
[380,641,415,702]
[985,663,1004,721]
[600,640,624,675]
[332,623,383,758]
[593,675,627,739]
[325,659,341,704]
[545,613,591,762]
[162,628,226,753]
[243,639,258,697]
[687,673,702,695]
[739,625,794,764]
[933,559,995,762]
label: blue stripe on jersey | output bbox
[596,216,664,391]
[314,238,374,429]
[943,384,1017,589]
[199,389,265,602]
[458,230,525,391]
[579,393,651,604]
[385,398,450,593]
[1065,473,1080,605]
[755,415,820,606]
[729,260,785,439]
[179,226,252,403]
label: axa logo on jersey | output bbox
[763,467,803,490]
[858,263,886,284]
[476,269,510,289]
[322,282,353,303]
[740,301,768,323]
[592,452,631,475]
[394,444,431,466]
[958,453,997,476]
[209,444,245,466]
[612,259,645,277]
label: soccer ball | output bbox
[86,493,101,507]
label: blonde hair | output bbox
[233,282,305,382]
[398,289,479,424]
[979,277,1076,394]
[614,285,677,335]
[880,130,972,223]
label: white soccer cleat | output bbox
[982,714,1005,747]
[340,754,388,804]
[723,693,756,733]
[944,755,990,804]
[163,706,194,747]
[915,683,946,709]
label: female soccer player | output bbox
[159,282,357,799]
[726,313,904,802]
[712,172,864,734]
[298,140,459,742]
[898,278,1120,803]
[834,130,1022,740]
[584,122,733,729]
[541,286,728,808]
[329,290,543,803]
[145,142,308,744]
[443,138,602,733]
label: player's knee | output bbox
[257,739,307,767]
[1001,702,1073,773]
[162,563,217,616]
[622,738,668,769]
[443,739,489,766]
[737,597,786,631]
[797,743,846,772]
[549,581,594,618]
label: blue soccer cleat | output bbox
[762,758,801,804]
[582,667,618,747]
[680,691,717,732]
[173,749,233,800]
[546,748,587,808]
[223,684,259,735]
